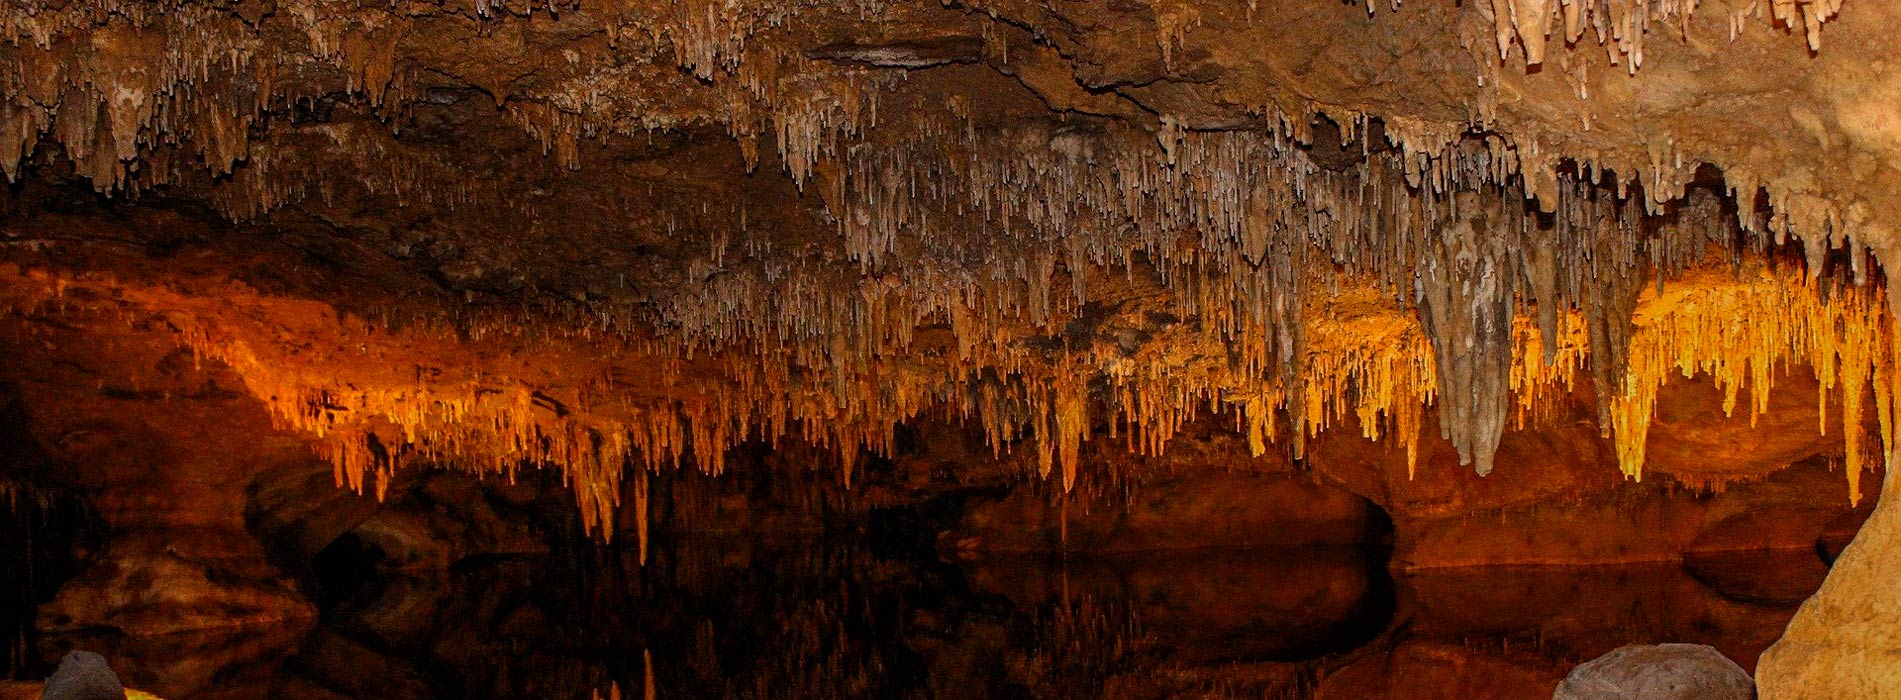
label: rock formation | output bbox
[41,651,124,700]
[1,0,1899,697]
[1757,463,1901,699]
[1553,644,1754,700]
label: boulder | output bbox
[41,651,125,700]
[1758,467,1901,699]
[1554,644,1753,700]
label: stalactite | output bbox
[6,175,1887,543]
[1583,225,1646,435]
[1415,191,1515,475]
[0,0,1882,537]
[1468,0,1836,72]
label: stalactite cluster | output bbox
[0,0,1870,244]
[0,0,902,211]
[1474,0,1842,68]
[1,204,1890,553]
[1,0,1892,551]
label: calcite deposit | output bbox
[2,0,1900,697]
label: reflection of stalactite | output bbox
[0,473,99,678]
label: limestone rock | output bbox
[1553,644,1753,700]
[1758,468,1901,699]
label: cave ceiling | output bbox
[1,0,1897,543]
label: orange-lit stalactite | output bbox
[1,258,1891,552]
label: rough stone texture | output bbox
[40,651,124,700]
[0,303,315,700]
[0,0,1893,249]
[1758,463,1901,699]
[0,0,1893,529]
[0,268,1878,699]
[247,461,554,581]
[3,1,1901,695]
[1553,644,1753,700]
[947,379,1866,574]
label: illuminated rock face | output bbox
[2,0,1901,697]
[2,0,1899,538]
[0,295,313,698]
[1757,465,1901,699]
[0,278,1880,697]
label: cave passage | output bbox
[7,0,1901,696]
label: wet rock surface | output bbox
[0,306,316,698]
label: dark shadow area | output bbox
[309,533,386,609]
[0,383,102,681]
[0,422,1874,700]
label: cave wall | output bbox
[0,297,316,697]
[5,0,1901,696]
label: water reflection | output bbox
[963,547,1393,664]
[5,529,1824,700]
[0,478,96,682]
